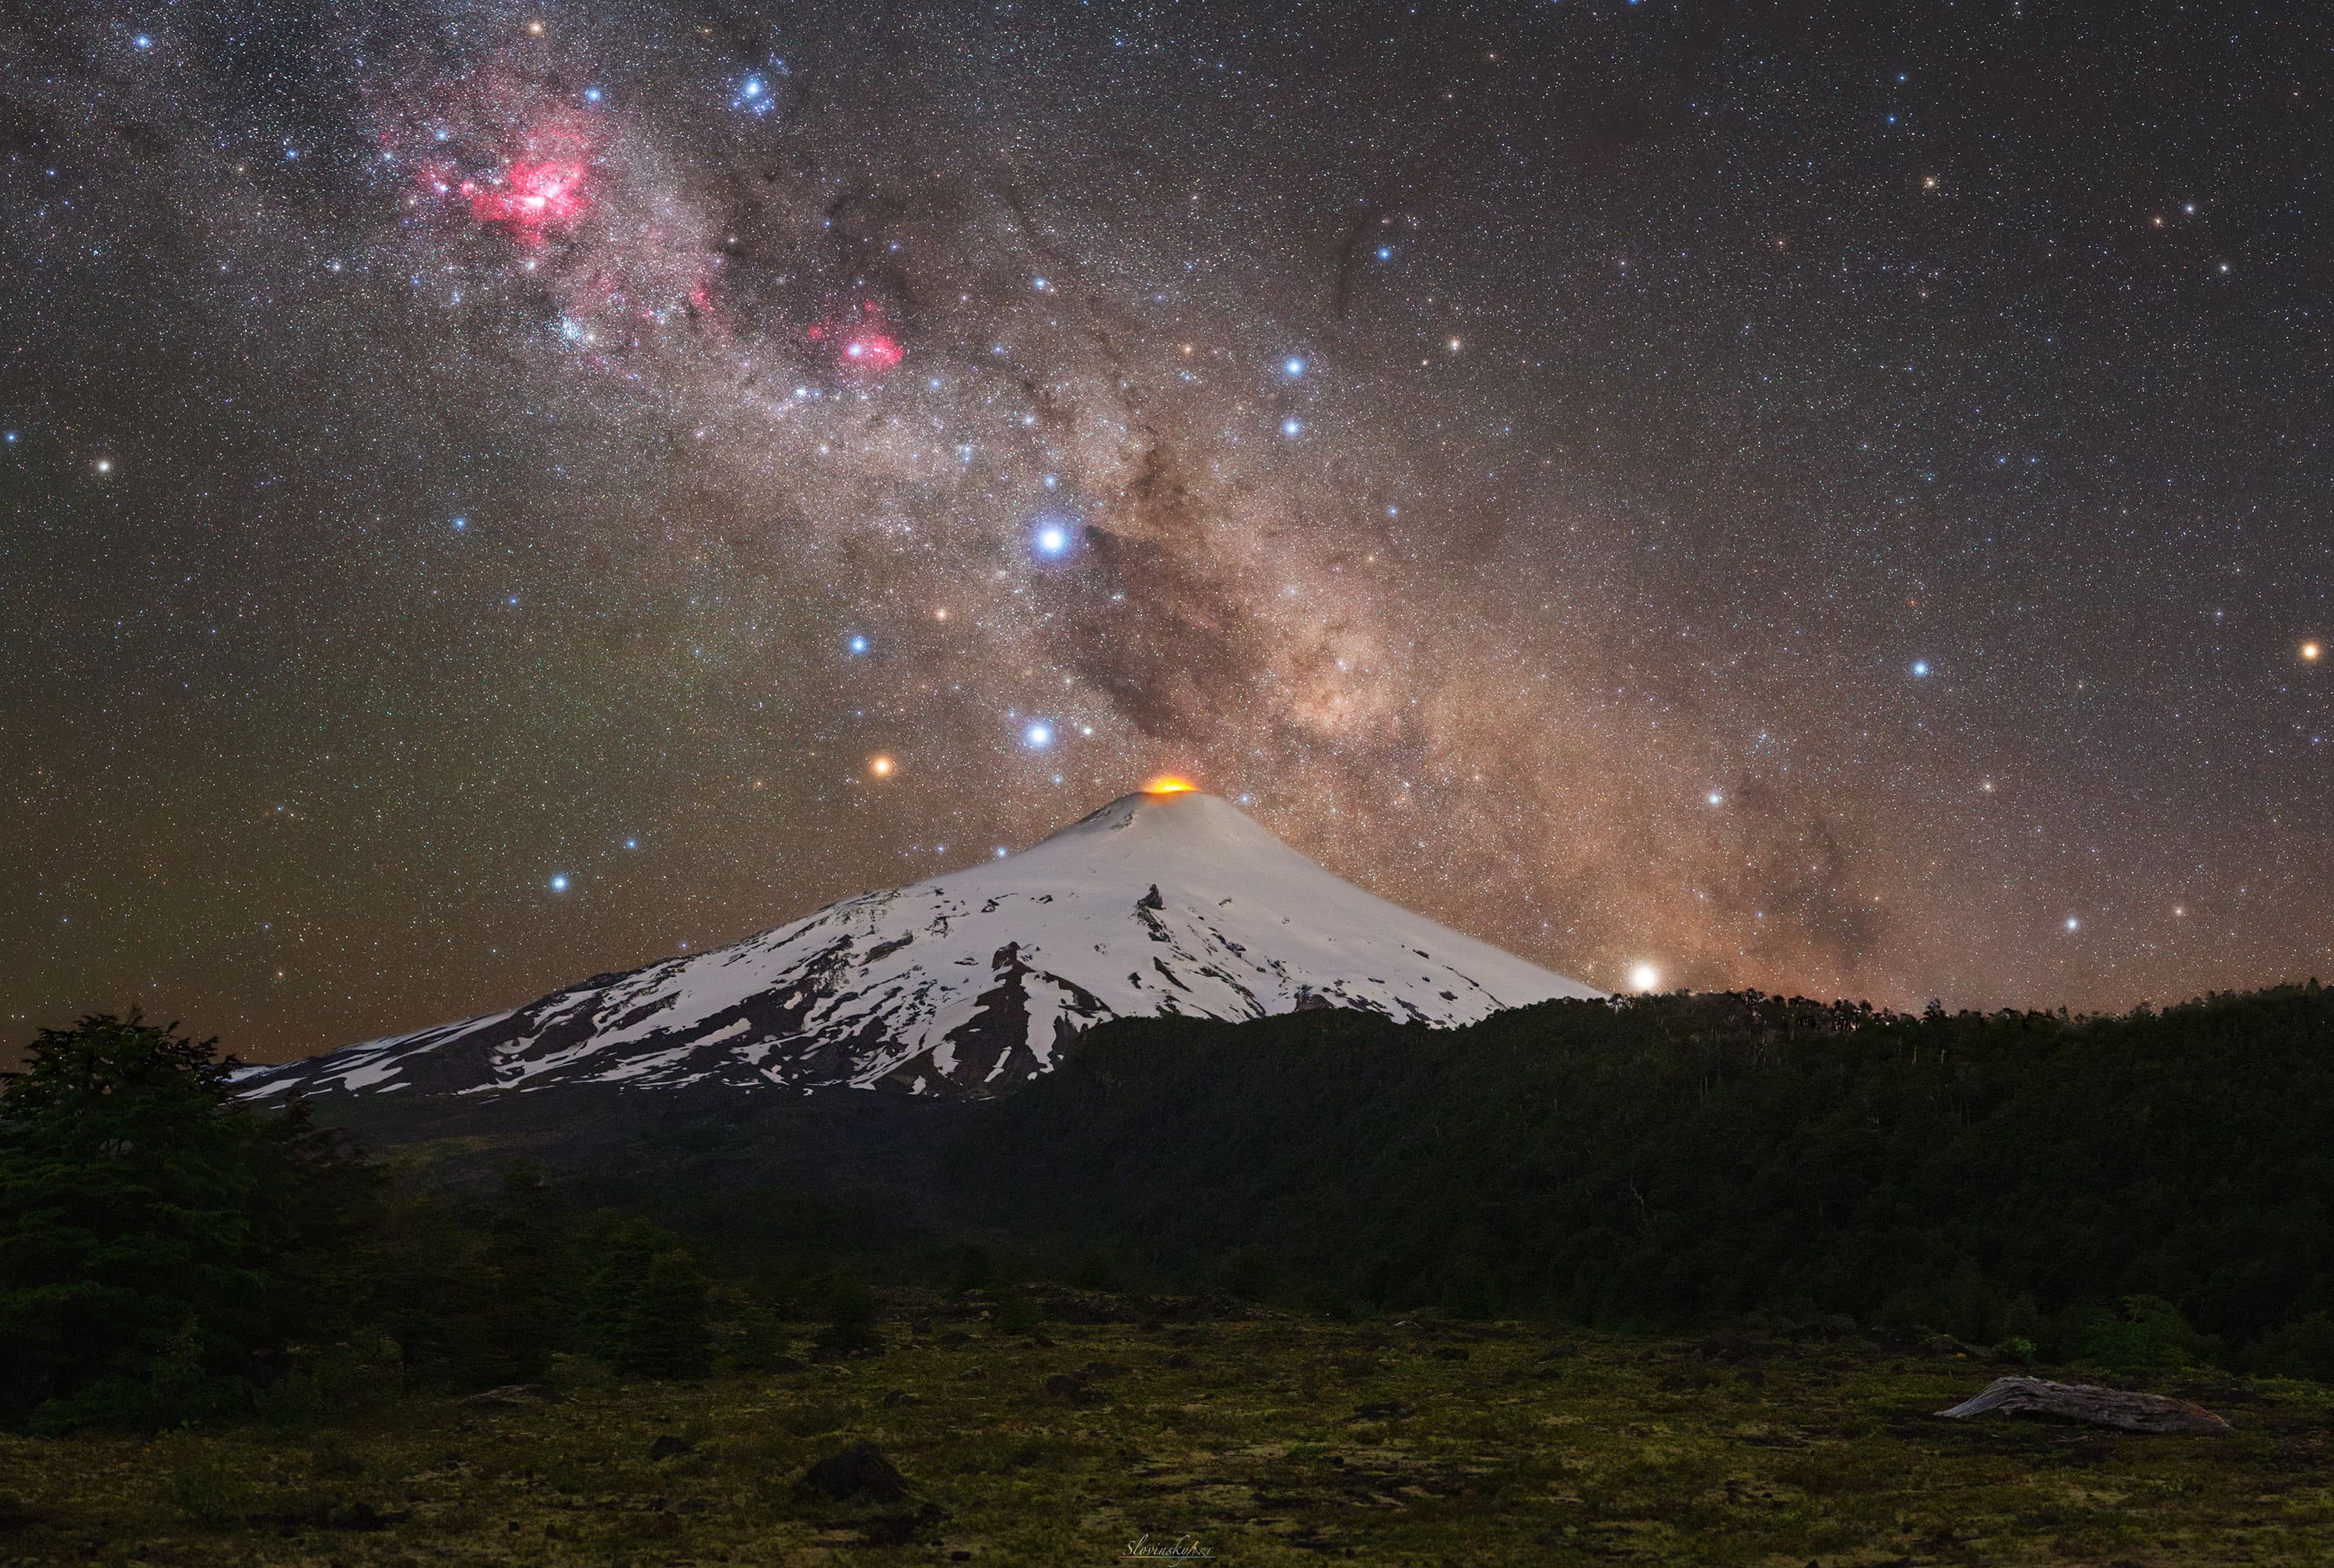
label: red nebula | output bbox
[839,328,903,370]
[464,158,588,243]
[825,300,903,375]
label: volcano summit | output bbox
[233,790,1599,1102]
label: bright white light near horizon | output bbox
[1628,962,1661,992]
[1023,721,1053,749]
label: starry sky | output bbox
[4,1,2329,1060]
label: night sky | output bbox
[5,2,2328,1061]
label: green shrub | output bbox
[987,1288,1041,1335]
[2078,1296,2199,1372]
[811,1275,883,1357]
[2248,1314,2334,1382]
[725,1293,795,1373]
[160,1437,255,1527]
[254,1333,404,1427]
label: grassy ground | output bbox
[5,1311,2330,1566]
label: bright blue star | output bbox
[1032,276,1050,291]
[549,874,570,893]
[1032,520,1074,559]
[1281,418,1304,438]
[3,432,16,444]
[133,33,152,49]
[1911,660,1930,677]
[1023,721,1054,750]
[1284,356,1305,377]
[623,838,638,850]
[584,87,603,103]
[1376,246,1393,261]
[451,516,467,531]
[846,633,871,655]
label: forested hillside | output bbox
[954,984,2334,1363]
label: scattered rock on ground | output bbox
[1044,1372,1106,1406]
[458,1384,564,1409]
[1936,1377,2231,1434]
[795,1441,913,1503]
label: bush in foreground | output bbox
[0,1013,374,1431]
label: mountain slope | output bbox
[232,789,1600,1101]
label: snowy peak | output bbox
[232,790,1601,1102]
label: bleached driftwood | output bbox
[1936,1376,2229,1433]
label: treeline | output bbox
[951,984,2334,1372]
[0,1015,870,1433]
[8,985,2334,1432]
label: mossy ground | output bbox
[5,1312,2330,1566]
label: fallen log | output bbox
[1936,1375,2229,1433]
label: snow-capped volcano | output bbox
[232,789,1600,1101]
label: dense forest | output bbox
[5,984,2332,1433]
[955,985,2334,1363]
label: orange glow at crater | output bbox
[1144,775,1198,795]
